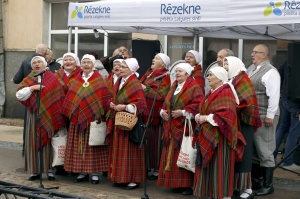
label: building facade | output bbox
[1,0,285,118]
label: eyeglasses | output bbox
[252,51,265,55]
[81,61,93,65]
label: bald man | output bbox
[246,44,280,196]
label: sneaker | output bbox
[283,163,300,171]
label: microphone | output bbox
[154,72,169,81]
[34,67,49,77]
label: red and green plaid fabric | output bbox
[17,71,65,148]
[140,68,170,125]
[106,74,149,140]
[55,66,82,94]
[61,71,111,131]
[232,72,262,131]
[162,76,204,148]
[191,64,205,94]
[198,84,239,166]
[106,72,114,96]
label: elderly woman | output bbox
[140,53,171,180]
[184,50,205,94]
[106,59,124,95]
[16,56,65,181]
[194,67,240,199]
[157,63,203,195]
[61,54,111,184]
[223,56,262,199]
[55,52,82,94]
[106,58,148,190]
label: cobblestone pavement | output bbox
[0,121,300,199]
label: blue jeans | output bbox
[274,97,300,166]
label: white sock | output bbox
[92,175,99,180]
[127,182,137,186]
[222,197,231,199]
[77,173,88,179]
[240,189,252,198]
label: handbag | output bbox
[129,115,146,144]
[176,117,197,173]
[51,127,67,167]
[89,119,107,146]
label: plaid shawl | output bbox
[17,71,65,148]
[106,74,149,138]
[162,76,203,149]
[191,64,205,95]
[106,72,114,96]
[55,66,82,94]
[61,71,111,131]
[197,84,238,166]
[232,72,262,131]
[140,68,170,125]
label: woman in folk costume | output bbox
[106,59,124,95]
[140,53,171,180]
[16,56,65,181]
[106,58,149,190]
[185,50,205,94]
[223,56,262,199]
[61,54,111,184]
[194,67,240,199]
[158,63,203,195]
[55,52,82,95]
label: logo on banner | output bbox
[264,1,282,16]
[264,1,300,17]
[71,6,84,19]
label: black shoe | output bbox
[172,187,185,193]
[27,174,40,181]
[125,183,140,190]
[148,175,158,180]
[112,182,127,187]
[182,188,193,195]
[74,174,89,183]
[91,179,99,184]
[48,176,55,181]
[233,189,240,196]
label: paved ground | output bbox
[0,118,300,199]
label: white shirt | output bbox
[82,71,94,82]
[16,87,32,101]
[113,74,118,85]
[249,65,280,118]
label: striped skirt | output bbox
[24,113,52,174]
[147,125,161,170]
[157,142,194,188]
[194,135,235,199]
[64,123,108,173]
[108,129,146,183]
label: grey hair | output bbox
[35,44,48,56]
[223,48,234,56]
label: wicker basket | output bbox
[115,104,138,131]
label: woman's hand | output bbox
[141,84,146,90]
[195,113,201,124]
[110,102,126,112]
[30,84,45,92]
[161,110,170,121]
[171,110,183,118]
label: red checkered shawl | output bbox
[140,68,170,126]
[55,66,82,94]
[191,64,205,94]
[17,71,65,148]
[106,74,149,140]
[106,72,114,96]
[61,71,111,131]
[162,76,204,149]
[197,84,238,166]
[232,72,262,131]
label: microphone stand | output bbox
[140,78,164,199]
[35,73,59,189]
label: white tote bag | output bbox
[51,128,67,167]
[176,117,197,173]
[89,120,107,146]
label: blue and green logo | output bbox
[71,6,83,19]
[264,1,283,16]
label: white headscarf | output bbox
[123,58,139,78]
[81,54,96,65]
[63,52,80,66]
[113,59,124,64]
[31,56,47,68]
[224,56,247,80]
[175,63,194,76]
[187,50,202,64]
[209,67,240,105]
[156,53,170,69]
